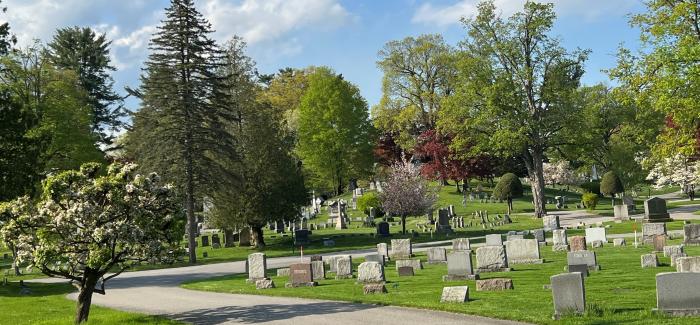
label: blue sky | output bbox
[2,0,645,110]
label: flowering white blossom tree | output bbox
[0,163,183,324]
[542,161,580,187]
[647,154,700,198]
[379,157,438,234]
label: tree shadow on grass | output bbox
[169,301,378,325]
[0,281,74,297]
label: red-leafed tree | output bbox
[374,132,405,166]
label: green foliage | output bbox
[492,173,523,200]
[580,181,601,195]
[297,67,376,195]
[600,171,624,197]
[357,192,382,217]
[582,192,599,210]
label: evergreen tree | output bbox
[47,27,125,145]
[600,171,624,205]
[0,1,16,55]
[127,0,237,264]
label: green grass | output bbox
[0,282,179,324]
[183,239,700,325]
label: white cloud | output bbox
[412,0,639,27]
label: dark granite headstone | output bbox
[644,197,672,222]
[376,221,390,237]
[568,264,589,278]
[398,266,414,276]
[294,229,310,246]
[211,234,221,246]
[201,235,210,247]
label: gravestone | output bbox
[364,254,385,265]
[485,234,503,246]
[357,262,385,284]
[552,229,569,252]
[277,268,290,277]
[326,255,348,273]
[311,260,325,280]
[390,239,412,259]
[655,272,700,315]
[568,264,589,278]
[437,209,453,233]
[653,234,666,252]
[614,205,630,221]
[585,228,607,245]
[476,278,513,291]
[377,243,389,260]
[363,283,387,294]
[683,224,700,245]
[676,256,700,272]
[427,247,447,264]
[643,223,667,244]
[201,235,210,247]
[569,236,587,252]
[475,246,510,273]
[294,229,310,246]
[543,215,560,231]
[567,251,599,271]
[452,238,471,251]
[376,222,390,237]
[670,253,687,267]
[506,234,524,242]
[275,220,285,233]
[395,259,422,271]
[613,238,626,247]
[505,239,543,264]
[644,197,672,222]
[310,255,323,262]
[623,195,635,210]
[551,273,586,318]
[246,253,267,283]
[641,254,659,268]
[440,286,469,303]
[335,214,347,230]
[286,263,317,287]
[239,227,251,246]
[663,245,684,258]
[335,256,353,279]
[443,251,477,281]
[534,229,546,244]
[211,234,221,247]
[255,279,275,290]
[397,266,414,276]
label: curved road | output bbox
[37,246,526,325]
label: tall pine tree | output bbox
[47,27,125,146]
[127,0,237,264]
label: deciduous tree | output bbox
[380,157,437,234]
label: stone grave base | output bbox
[427,261,447,265]
[363,283,387,294]
[442,274,479,281]
[475,267,511,274]
[538,242,548,247]
[644,216,672,223]
[652,308,700,316]
[509,259,544,265]
[552,245,569,252]
[285,282,317,288]
[476,278,514,291]
[335,275,354,280]
[566,265,600,272]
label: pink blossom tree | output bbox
[379,157,438,234]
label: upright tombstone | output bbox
[475,246,510,273]
[614,205,630,221]
[395,259,422,271]
[377,243,389,261]
[505,239,543,264]
[655,272,700,315]
[485,234,503,246]
[569,236,587,252]
[286,263,317,288]
[275,220,285,234]
[443,251,478,281]
[683,224,700,245]
[440,286,469,303]
[357,262,385,284]
[644,197,672,222]
[201,235,210,247]
[335,256,353,279]
[663,245,684,258]
[552,229,569,252]
[436,208,453,233]
[211,234,221,247]
[585,227,607,245]
[452,238,471,251]
[653,235,667,252]
[551,273,586,318]
[641,254,659,268]
[390,239,412,259]
[542,215,560,231]
[567,251,599,271]
[427,247,448,264]
[643,223,667,244]
[246,253,267,283]
[376,221,390,237]
[335,213,347,230]
[534,229,546,244]
[239,227,252,246]
[676,256,700,272]
[311,260,325,281]
[294,229,310,246]
[623,195,635,211]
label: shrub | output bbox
[582,192,598,210]
[600,171,624,197]
[357,191,383,217]
[493,173,523,200]
[579,181,600,195]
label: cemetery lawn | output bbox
[183,239,700,325]
[0,282,179,325]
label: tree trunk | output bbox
[523,148,546,218]
[223,228,234,248]
[251,225,266,249]
[440,178,449,186]
[401,215,407,235]
[455,180,462,193]
[10,246,20,276]
[75,272,99,324]
[507,197,513,214]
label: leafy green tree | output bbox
[493,173,523,214]
[261,67,314,133]
[373,34,455,149]
[600,171,624,205]
[297,67,375,195]
[47,27,125,145]
[0,163,183,324]
[357,191,382,217]
[439,1,587,217]
[127,0,237,264]
[610,0,700,159]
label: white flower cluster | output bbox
[646,154,700,190]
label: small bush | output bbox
[600,171,624,197]
[357,192,383,217]
[493,173,523,200]
[582,192,598,210]
[579,181,600,195]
